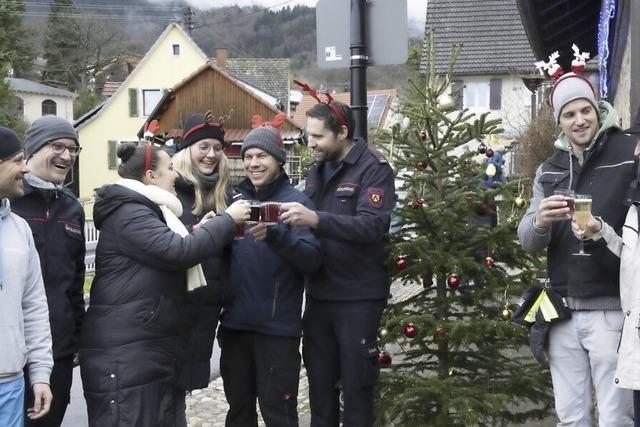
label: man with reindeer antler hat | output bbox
[280,81,395,426]
[518,45,635,425]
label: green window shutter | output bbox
[108,140,117,169]
[128,88,138,117]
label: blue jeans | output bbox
[548,310,633,426]
[0,377,25,427]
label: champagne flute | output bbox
[573,194,592,256]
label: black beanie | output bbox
[179,114,226,151]
[0,126,23,160]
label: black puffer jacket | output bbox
[10,180,86,359]
[79,183,234,427]
[174,175,231,391]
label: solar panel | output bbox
[368,94,389,126]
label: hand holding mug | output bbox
[279,202,319,228]
[248,222,269,241]
[534,194,572,228]
[226,200,251,224]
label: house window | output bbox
[42,99,57,116]
[463,81,490,109]
[142,89,162,116]
[172,44,180,56]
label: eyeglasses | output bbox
[197,143,224,155]
[49,141,82,157]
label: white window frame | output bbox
[141,88,162,117]
[171,43,180,56]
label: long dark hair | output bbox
[117,143,160,181]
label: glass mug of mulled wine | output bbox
[554,189,575,214]
[259,202,281,225]
[234,200,261,239]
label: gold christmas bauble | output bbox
[501,308,513,321]
[515,196,526,208]
[437,94,456,111]
[378,327,389,338]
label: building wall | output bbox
[613,36,631,128]
[459,75,532,138]
[77,25,207,216]
[19,93,74,124]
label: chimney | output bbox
[216,48,228,69]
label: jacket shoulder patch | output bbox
[367,188,384,208]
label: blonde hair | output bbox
[172,148,230,215]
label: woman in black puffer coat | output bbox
[79,143,248,426]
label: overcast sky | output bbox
[151,0,427,33]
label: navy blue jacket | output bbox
[304,137,394,301]
[11,180,86,359]
[222,171,321,337]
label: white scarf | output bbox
[115,179,206,292]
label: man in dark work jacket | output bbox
[280,100,395,427]
[517,72,635,425]
[11,115,85,427]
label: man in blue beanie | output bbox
[10,116,85,427]
[0,126,53,426]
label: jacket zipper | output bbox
[272,281,280,317]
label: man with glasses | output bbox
[10,115,86,427]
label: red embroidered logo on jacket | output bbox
[368,188,384,208]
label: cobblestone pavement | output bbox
[185,280,423,426]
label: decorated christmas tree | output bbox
[373,32,553,426]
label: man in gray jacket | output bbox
[0,127,53,426]
[517,73,635,425]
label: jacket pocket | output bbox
[142,297,185,335]
[538,171,570,196]
[360,340,380,388]
[0,325,26,375]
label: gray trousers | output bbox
[548,310,633,426]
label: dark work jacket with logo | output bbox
[304,137,395,301]
[222,171,321,337]
[11,181,86,359]
[538,130,636,298]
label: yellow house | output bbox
[74,23,208,215]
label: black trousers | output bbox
[302,299,386,427]
[24,356,74,427]
[218,327,301,427]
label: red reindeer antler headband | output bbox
[293,80,346,126]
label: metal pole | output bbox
[350,0,368,141]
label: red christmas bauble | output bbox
[420,131,427,140]
[403,323,418,338]
[484,256,495,268]
[416,160,428,170]
[378,351,392,365]
[396,257,408,270]
[447,274,460,289]
[485,148,494,158]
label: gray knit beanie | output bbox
[25,115,78,158]
[549,73,599,123]
[241,126,286,164]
